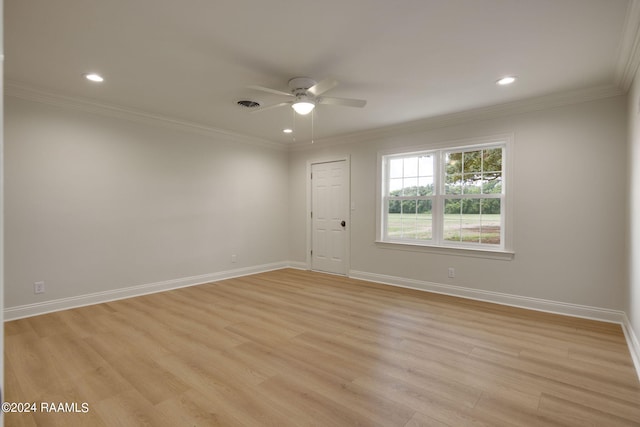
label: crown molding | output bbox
[616,0,640,91]
[290,84,625,151]
[5,81,288,151]
[7,81,624,154]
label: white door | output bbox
[311,160,349,275]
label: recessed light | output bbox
[84,73,104,83]
[496,76,517,86]
[283,128,293,134]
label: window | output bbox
[379,138,511,253]
[385,154,435,241]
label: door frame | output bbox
[306,156,351,274]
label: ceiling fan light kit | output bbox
[292,99,315,115]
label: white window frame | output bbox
[376,135,514,259]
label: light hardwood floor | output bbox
[5,269,640,426]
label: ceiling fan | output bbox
[248,77,366,115]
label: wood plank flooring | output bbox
[5,268,640,426]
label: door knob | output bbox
[341,220,346,227]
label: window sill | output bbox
[375,240,515,260]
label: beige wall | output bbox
[5,96,289,308]
[290,95,628,310]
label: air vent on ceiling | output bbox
[237,100,260,109]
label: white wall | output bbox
[290,95,628,311]
[5,96,289,309]
[0,1,5,422]
[4,91,631,321]
[629,69,640,352]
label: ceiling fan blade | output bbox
[247,85,293,97]
[250,101,292,113]
[319,96,367,108]
[307,78,338,96]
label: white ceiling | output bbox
[5,0,632,145]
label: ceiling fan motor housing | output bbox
[288,77,317,93]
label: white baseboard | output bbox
[621,314,640,382]
[4,262,291,321]
[349,270,626,324]
[287,261,309,270]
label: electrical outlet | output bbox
[447,268,455,278]
[231,254,237,263]
[34,281,45,294]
